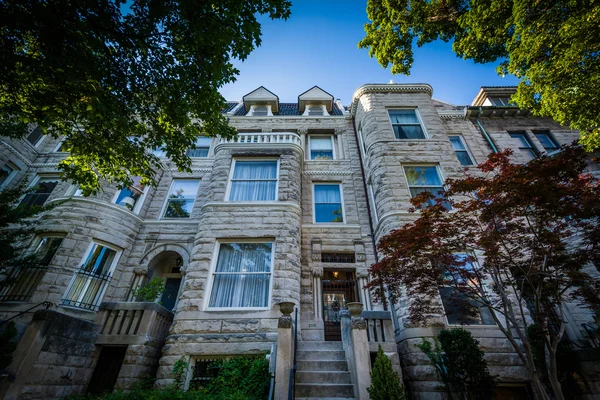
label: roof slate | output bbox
[229,102,344,116]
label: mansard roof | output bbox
[297,86,334,113]
[227,102,344,116]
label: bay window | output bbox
[228,160,278,201]
[208,242,273,309]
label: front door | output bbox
[87,346,127,394]
[322,271,358,341]
[160,277,182,311]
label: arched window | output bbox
[252,105,268,116]
[308,105,324,116]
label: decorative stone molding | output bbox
[356,270,369,279]
[351,317,368,330]
[140,243,191,270]
[350,84,434,115]
[278,315,293,329]
[438,110,466,120]
[133,267,147,276]
[356,253,367,262]
[303,170,352,176]
[311,253,321,261]
[312,267,323,278]
[168,167,211,173]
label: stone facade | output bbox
[0,83,598,399]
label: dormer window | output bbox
[303,105,329,116]
[246,105,273,116]
[490,97,515,106]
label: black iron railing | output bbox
[61,267,112,311]
[288,307,298,400]
[321,253,356,263]
[0,265,48,302]
[0,301,53,327]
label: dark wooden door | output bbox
[87,346,127,394]
[160,277,182,311]
[322,271,357,341]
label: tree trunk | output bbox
[531,372,552,400]
[547,348,565,400]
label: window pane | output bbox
[169,180,200,199]
[209,243,272,308]
[0,164,15,186]
[253,106,268,116]
[20,178,59,207]
[510,133,532,148]
[404,166,443,186]
[308,106,324,116]
[520,149,537,162]
[314,185,341,203]
[456,151,474,166]
[388,109,419,124]
[187,137,212,157]
[35,237,64,266]
[534,133,559,151]
[315,185,343,223]
[393,125,425,139]
[409,187,451,210]
[449,136,466,150]
[230,161,277,201]
[115,178,145,210]
[27,127,43,146]
[82,244,116,275]
[310,137,334,160]
[164,199,193,218]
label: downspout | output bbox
[473,107,499,153]
[351,117,390,312]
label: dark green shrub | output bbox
[0,321,18,370]
[367,345,407,400]
[417,328,496,400]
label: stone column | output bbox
[312,267,323,320]
[356,270,372,311]
[127,267,147,301]
[274,313,294,399]
[350,316,371,400]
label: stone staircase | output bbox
[294,341,355,400]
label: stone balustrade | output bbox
[95,301,174,345]
[218,132,302,146]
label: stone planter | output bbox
[278,301,295,316]
[346,302,363,317]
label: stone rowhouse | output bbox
[0,84,598,399]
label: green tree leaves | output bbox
[359,0,600,150]
[0,0,292,194]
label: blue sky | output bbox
[219,1,519,106]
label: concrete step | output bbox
[296,371,352,384]
[296,360,348,372]
[295,383,355,398]
[296,350,346,361]
[297,341,343,351]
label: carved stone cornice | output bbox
[168,167,212,173]
[303,170,352,176]
[312,267,323,278]
[356,270,369,279]
[351,84,434,115]
[438,110,466,120]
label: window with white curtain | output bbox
[208,242,273,308]
[62,242,120,311]
[388,109,426,139]
[187,137,212,157]
[309,136,335,160]
[228,160,278,201]
[162,179,200,218]
[313,184,344,223]
[403,166,451,210]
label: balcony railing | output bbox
[361,310,395,347]
[218,132,301,146]
[0,265,48,302]
[95,301,174,345]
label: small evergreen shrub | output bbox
[131,277,165,302]
[417,328,496,400]
[367,345,407,400]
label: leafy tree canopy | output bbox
[359,0,600,151]
[0,0,291,194]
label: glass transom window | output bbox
[388,109,426,139]
[187,137,212,157]
[163,179,200,218]
[314,184,344,223]
[208,242,273,308]
[229,160,278,201]
[449,135,474,166]
[309,136,334,160]
[404,166,450,209]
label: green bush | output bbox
[367,345,407,400]
[417,328,496,400]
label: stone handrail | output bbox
[95,301,174,345]
[218,132,301,146]
[341,310,371,400]
[361,310,394,344]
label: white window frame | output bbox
[53,137,68,153]
[20,175,61,206]
[246,105,274,117]
[187,136,213,158]
[111,182,149,214]
[509,132,538,161]
[225,158,280,202]
[62,240,121,311]
[367,181,379,225]
[402,164,450,209]
[387,108,429,139]
[307,135,336,161]
[26,127,46,148]
[312,182,346,224]
[448,135,476,166]
[0,162,19,190]
[160,178,201,219]
[204,239,275,311]
[533,131,561,155]
[357,123,367,156]
[302,105,329,116]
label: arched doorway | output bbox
[147,251,184,312]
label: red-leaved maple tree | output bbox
[369,145,600,400]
